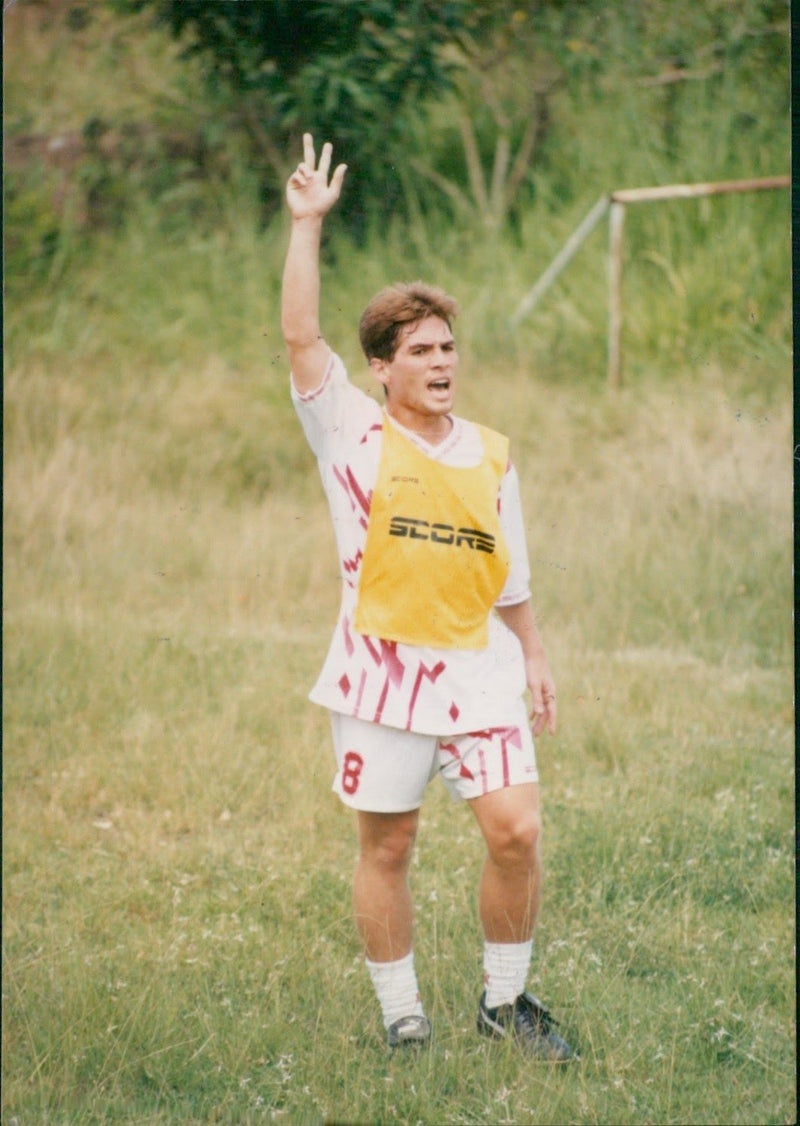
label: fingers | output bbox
[529,686,557,737]
[314,141,347,198]
[289,165,311,189]
[317,140,332,179]
[530,702,546,738]
[288,135,346,214]
[530,705,556,738]
[529,682,545,737]
[299,134,344,191]
[544,694,557,736]
[329,161,348,199]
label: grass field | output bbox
[3,3,794,1121]
[3,297,794,1121]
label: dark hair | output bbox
[358,282,459,361]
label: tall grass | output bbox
[3,3,794,1123]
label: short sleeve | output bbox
[496,463,532,606]
[291,350,380,460]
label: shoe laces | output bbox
[516,993,558,1034]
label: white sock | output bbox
[483,940,533,1009]
[365,951,425,1029]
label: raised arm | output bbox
[281,133,347,395]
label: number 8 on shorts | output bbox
[341,751,364,795]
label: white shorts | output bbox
[329,705,538,813]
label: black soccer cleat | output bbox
[477,990,576,1061]
[387,1013,432,1050]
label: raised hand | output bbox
[286,133,347,221]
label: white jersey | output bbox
[291,351,532,735]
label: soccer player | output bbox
[281,134,573,1059]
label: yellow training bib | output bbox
[354,418,511,649]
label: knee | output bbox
[485,807,541,869]
[359,813,418,874]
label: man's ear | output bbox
[369,356,389,392]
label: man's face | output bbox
[370,316,458,429]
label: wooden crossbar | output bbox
[610,175,789,205]
[511,174,789,386]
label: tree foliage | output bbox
[11,0,788,249]
[120,0,788,232]
[121,0,472,227]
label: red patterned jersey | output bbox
[292,352,533,735]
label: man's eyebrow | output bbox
[409,337,455,350]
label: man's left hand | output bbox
[525,655,557,737]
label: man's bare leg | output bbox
[353,808,419,959]
[353,808,428,1039]
[470,782,574,1058]
[470,783,542,943]
[469,782,542,1011]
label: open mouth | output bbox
[427,378,451,392]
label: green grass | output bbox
[3,3,794,1122]
[3,351,794,1121]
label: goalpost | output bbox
[510,175,790,386]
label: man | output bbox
[281,134,573,1060]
